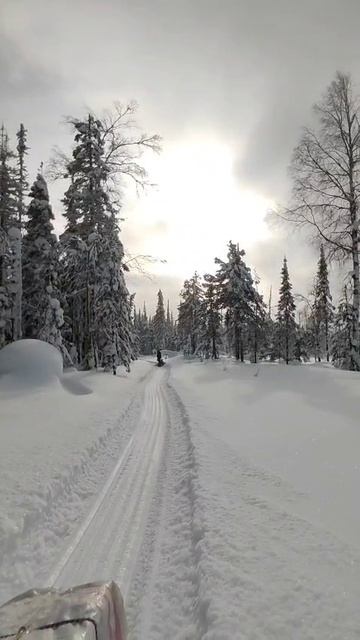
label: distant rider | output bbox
[157,349,162,365]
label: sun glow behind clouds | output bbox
[125,138,274,277]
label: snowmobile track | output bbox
[48,369,167,600]
[127,377,209,639]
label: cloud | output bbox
[2,0,360,304]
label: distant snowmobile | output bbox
[156,349,165,367]
[0,582,127,640]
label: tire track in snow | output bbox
[48,369,166,601]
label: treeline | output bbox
[0,104,160,372]
[134,290,177,354]
[175,240,350,367]
[174,70,360,371]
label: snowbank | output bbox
[0,339,63,391]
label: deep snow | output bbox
[0,342,152,603]
[169,358,360,638]
[0,339,63,391]
[2,350,360,638]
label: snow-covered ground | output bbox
[169,359,360,638]
[2,345,360,638]
[0,341,153,602]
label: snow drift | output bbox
[0,339,63,391]
[0,339,93,395]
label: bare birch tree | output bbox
[281,72,360,369]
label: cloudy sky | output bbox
[1,0,360,313]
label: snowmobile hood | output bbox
[0,582,126,640]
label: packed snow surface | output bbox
[2,354,360,638]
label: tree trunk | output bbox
[315,323,321,362]
[212,334,217,359]
[239,326,244,362]
[9,227,22,341]
[234,325,240,360]
[325,314,330,362]
[84,250,93,369]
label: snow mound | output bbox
[60,373,93,396]
[0,339,63,391]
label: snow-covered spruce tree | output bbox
[10,123,29,341]
[247,271,267,363]
[136,303,153,355]
[16,124,29,230]
[196,275,222,359]
[170,311,178,351]
[165,300,175,350]
[260,316,277,361]
[131,303,142,361]
[214,241,265,361]
[168,307,178,351]
[178,273,203,355]
[294,325,310,362]
[311,245,334,362]
[277,257,296,364]
[60,114,135,371]
[22,173,64,351]
[60,114,114,368]
[0,126,18,347]
[129,294,140,361]
[94,213,134,373]
[331,285,353,369]
[153,289,166,349]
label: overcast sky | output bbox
[1,0,360,314]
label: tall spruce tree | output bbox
[214,241,263,361]
[153,289,166,349]
[0,126,18,346]
[178,272,203,355]
[137,303,154,354]
[22,174,64,350]
[61,114,134,371]
[312,245,333,362]
[197,275,222,359]
[332,285,353,369]
[165,299,175,350]
[95,213,133,372]
[277,257,296,364]
[16,124,29,229]
[11,124,29,340]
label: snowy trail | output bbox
[47,368,167,601]
[127,375,209,640]
[7,357,360,638]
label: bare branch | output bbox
[124,252,167,280]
